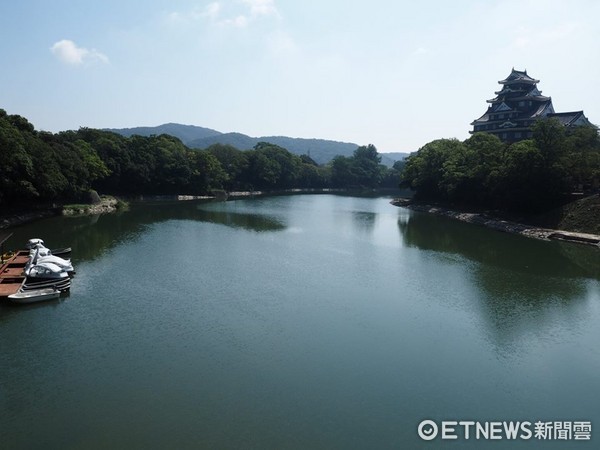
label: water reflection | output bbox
[398,211,599,280]
[351,211,377,234]
[5,200,285,263]
[398,210,599,351]
[194,207,285,232]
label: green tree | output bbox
[189,151,227,193]
[350,144,383,188]
[253,142,302,188]
[494,139,561,211]
[330,155,354,187]
[0,112,36,204]
[532,118,566,166]
[401,139,463,199]
[247,150,281,188]
[438,133,504,204]
[207,143,249,190]
[563,125,600,191]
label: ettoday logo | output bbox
[417,419,592,441]
[417,420,438,441]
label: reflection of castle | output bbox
[471,68,594,142]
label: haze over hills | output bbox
[105,123,221,143]
[106,123,408,166]
[188,133,362,165]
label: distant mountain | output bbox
[105,123,222,143]
[380,152,410,164]
[107,123,405,166]
[188,133,361,165]
[188,132,257,152]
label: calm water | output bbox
[1,195,599,449]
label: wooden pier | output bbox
[0,251,28,298]
[0,232,27,298]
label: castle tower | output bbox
[471,69,593,142]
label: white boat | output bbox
[26,238,72,258]
[31,251,74,273]
[21,239,74,292]
[23,259,71,292]
[21,278,71,292]
[28,242,74,274]
[8,288,60,304]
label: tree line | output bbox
[401,119,600,212]
[0,109,402,208]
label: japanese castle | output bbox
[471,68,594,142]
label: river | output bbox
[1,194,599,449]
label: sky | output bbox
[0,0,599,153]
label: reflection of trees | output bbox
[6,200,285,263]
[398,211,598,351]
[194,208,285,233]
[352,211,377,234]
[556,242,600,280]
[398,211,597,280]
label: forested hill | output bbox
[189,133,359,165]
[107,123,403,166]
[105,123,221,143]
[0,109,404,210]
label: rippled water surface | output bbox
[1,195,599,449]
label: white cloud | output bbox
[166,4,219,25]
[168,0,280,29]
[221,15,250,28]
[242,0,278,18]
[204,2,221,20]
[50,39,109,66]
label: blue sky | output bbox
[1,0,599,152]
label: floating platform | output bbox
[0,250,28,299]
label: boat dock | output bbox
[0,232,27,298]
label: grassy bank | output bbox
[531,194,600,235]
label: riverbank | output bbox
[125,188,357,202]
[62,196,125,216]
[1,189,399,230]
[226,188,352,199]
[0,209,62,230]
[391,198,600,248]
[1,196,127,229]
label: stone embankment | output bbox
[391,198,600,248]
[227,188,349,199]
[62,197,122,216]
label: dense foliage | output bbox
[401,119,600,212]
[0,109,401,208]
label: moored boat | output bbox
[8,287,60,304]
[27,240,74,274]
[26,239,71,257]
[21,277,71,292]
[23,259,71,292]
[1,238,75,301]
